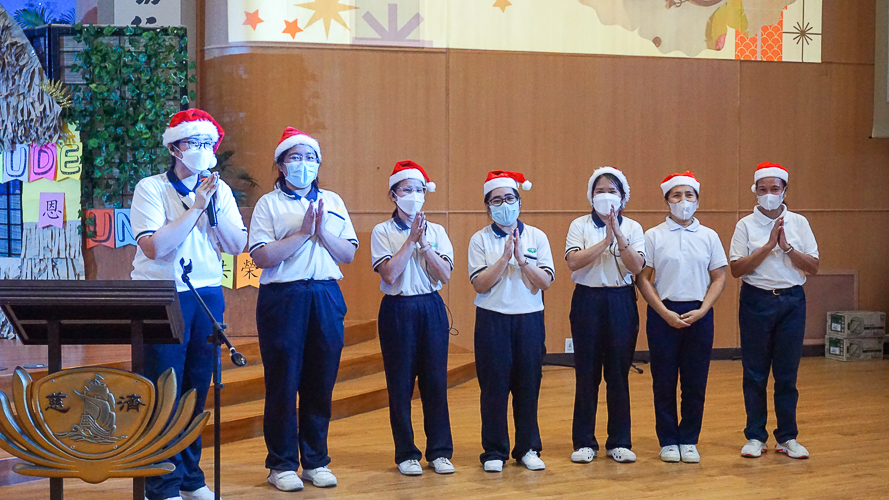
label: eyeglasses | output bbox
[182,139,215,151]
[286,152,319,163]
[488,195,517,207]
[395,186,425,196]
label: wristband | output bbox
[519,260,529,267]
[421,244,433,253]
[783,245,794,254]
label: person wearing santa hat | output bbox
[248,127,359,491]
[565,166,645,465]
[369,160,456,476]
[636,171,727,464]
[131,109,248,500]
[468,170,555,473]
[729,162,819,460]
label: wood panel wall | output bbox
[199,0,889,353]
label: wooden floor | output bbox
[2,357,888,499]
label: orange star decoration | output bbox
[243,10,264,30]
[295,0,359,38]
[283,18,303,39]
[493,0,512,13]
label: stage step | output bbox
[204,341,384,407]
[201,353,477,447]
[0,320,379,395]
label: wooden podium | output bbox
[0,280,185,500]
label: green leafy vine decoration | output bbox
[69,24,196,210]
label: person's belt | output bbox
[742,282,802,296]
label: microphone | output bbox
[199,170,218,227]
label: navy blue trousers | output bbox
[256,280,345,471]
[144,286,223,500]
[569,285,638,451]
[474,308,545,463]
[647,301,714,447]
[378,292,453,464]
[739,283,806,443]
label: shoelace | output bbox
[436,458,452,465]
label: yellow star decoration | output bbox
[493,0,512,13]
[295,0,359,38]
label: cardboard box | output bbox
[825,335,885,361]
[826,311,886,338]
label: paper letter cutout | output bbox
[114,209,136,247]
[235,253,261,289]
[29,144,57,182]
[86,209,115,248]
[221,253,234,289]
[38,192,65,228]
[22,179,81,224]
[4,144,29,183]
[57,142,83,180]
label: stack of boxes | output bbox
[825,311,886,361]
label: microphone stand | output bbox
[180,258,247,500]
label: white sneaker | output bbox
[680,444,700,463]
[520,450,545,470]
[397,459,423,476]
[180,486,215,500]
[430,457,455,474]
[483,459,503,472]
[301,466,337,487]
[570,447,596,463]
[606,447,636,463]
[776,439,809,459]
[659,445,680,463]
[741,439,767,458]
[267,470,304,491]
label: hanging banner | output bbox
[235,252,261,289]
[114,209,136,248]
[37,192,65,229]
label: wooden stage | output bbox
[2,354,887,499]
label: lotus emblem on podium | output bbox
[0,367,209,483]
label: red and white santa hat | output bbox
[483,170,532,196]
[162,109,224,152]
[660,171,701,196]
[274,127,321,162]
[751,161,788,192]
[389,160,436,192]
[587,166,630,207]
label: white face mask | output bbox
[396,192,425,218]
[669,200,698,221]
[592,193,622,216]
[757,192,785,211]
[178,148,217,174]
[284,161,320,189]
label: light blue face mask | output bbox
[284,161,319,188]
[490,200,520,226]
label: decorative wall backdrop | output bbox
[227,0,822,62]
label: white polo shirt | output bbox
[131,170,247,292]
[644,217,728,302]
[370,216,455,296]
[729,205,819,290]
[468,221,555,315]
[565,213,645,287]
[248,185,358,284]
